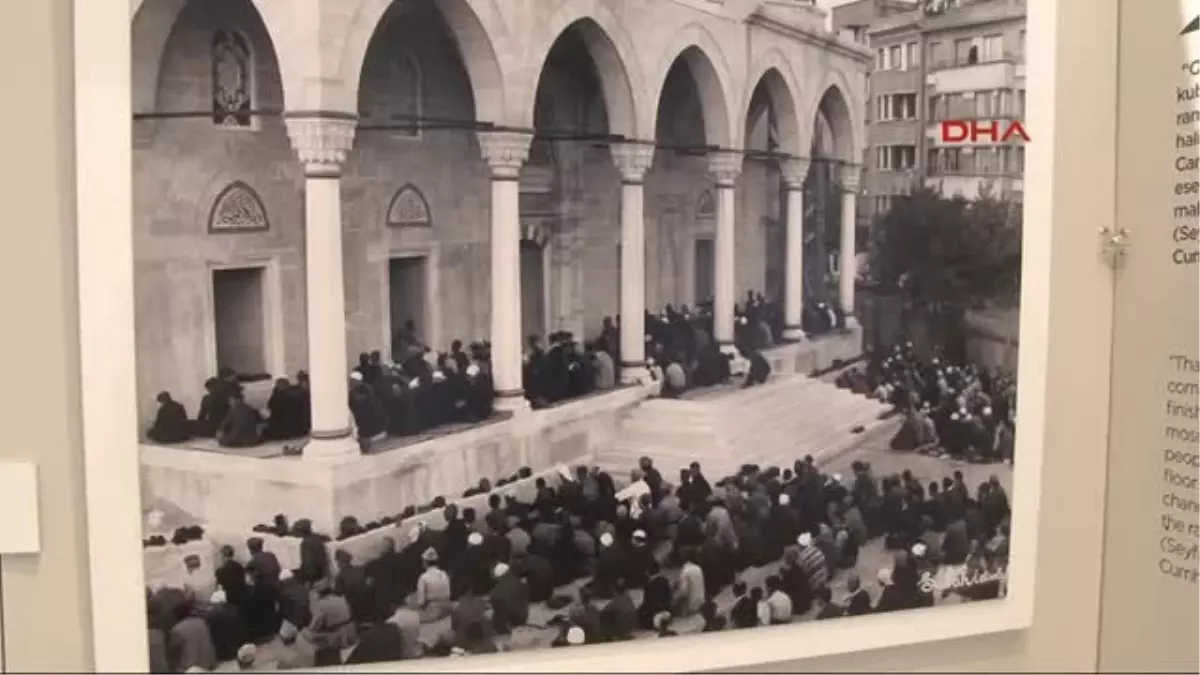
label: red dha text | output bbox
[940,120,1031,143]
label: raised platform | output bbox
[141,384,654,534]
[593,373,893,480]
[140,330,865,535]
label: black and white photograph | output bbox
[130,0,1026,670]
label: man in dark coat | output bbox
[739,344,771,388]
[214,545,249,609]
[217,391,261,448]
[148,391,191,444]
[489,562,530,635]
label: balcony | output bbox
[926,58,1017,93]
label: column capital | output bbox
[284,115,357,176]
[477,131,533,180]
[780,157,812,189]
[708,150,744,187]
[840,163,863,193]
[610,142,655,184]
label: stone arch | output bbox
[741,48,805,157]
[809,70,864,164]
[650,23,737,149]
[132,0,289,116]
[386,184,432,227]
[207,181,269,233]
[523,8,644,139]
[340,0,509,125]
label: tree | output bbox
[867,184,1022,359]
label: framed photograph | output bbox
[76,0,1052,671]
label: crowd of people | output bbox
[146,446,1012,672]
[833,343,1018,464]
[145,293,851,452]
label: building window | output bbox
[877,48,886,70]
[877,145,916,171]
[982,34,1004,62]
[929,147,965,174]
[947,93,974,119]
[974,90,1002,118]
[1018,30,1026,59]
[889,44,902,70]
[906,42,919,69]
[1017,89,1026,117]
[929,41,947,67]
[211,30,254,128]
[928,94,943,121]
[877,93,918,121]
[1010,146,1026,174]
[976,147,1001,174]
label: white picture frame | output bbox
[72,0,1093,670]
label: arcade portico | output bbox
[132,0,871,528]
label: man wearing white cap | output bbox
[415,547,452,622]
[167,596,217,673]
[489,561,530,635]
[234,643,258,671]
[796,532,829,591]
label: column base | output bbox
[301,434,361,462]
[494,393,532,415]
[620,363,651,386]
[782,326,808,341]
[719,342,748,376]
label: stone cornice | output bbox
[746,13,873,63]
[708,150,744,187]
[610,142,656,184]
[477,131,533,180]
[780,157,812,188]
[284,116,357,175]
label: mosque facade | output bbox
[131,0,870,452]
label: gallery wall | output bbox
[0,0,1120,671]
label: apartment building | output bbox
[923,0,1027,201]
[833,0,1027,226]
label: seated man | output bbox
[216,391,262,448]
[740,344,771,388]
[263,378,305,441]
[147,391,191,444]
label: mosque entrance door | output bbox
[520,240,547,343]
[388,256,428,358]
[211,266,267,376]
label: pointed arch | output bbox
[523,7,644,139]
[742,48,805,157]
[339,0,509,125]
[133,0,289,116]
[650,24,737,149]
[386,184,432,227]
[809,69,864,164]
[208,181,269,233]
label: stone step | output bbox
[595,374,892,481]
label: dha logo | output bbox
[940,120,1030,144]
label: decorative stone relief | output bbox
[211,30,253,128]
[696,189,717,218]
[386,185,431,227]
[208,181,268,233]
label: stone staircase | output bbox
[593,374,893,480]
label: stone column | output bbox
[708,151,743,349]
[478,131,533,412]
[781,158,811,341]
[839,165,862,330]
[284,115,358,460]
[610,142,655,383]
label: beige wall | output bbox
[0,0,1116,672]
[0,0,94,671]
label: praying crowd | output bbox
[145,293,850,452]
[832,342,1017,464]
[147,446,1012,672]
